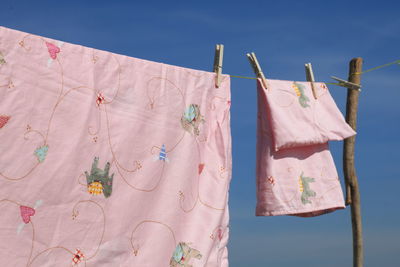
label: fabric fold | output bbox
[263,79,356,151]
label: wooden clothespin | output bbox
[246,52,268,89]
[305,62,318,99]
[331,76,362,91]
[213,44,224,88]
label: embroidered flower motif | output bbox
[170,242,202,266]
[45,42,60,60]
[181,104,204,136]
[72,249,85,265]
[0,115,10,128]
[210,228,223,241]
[85,157,114,198]
[292,82,310,108]
[20,206,35,224]
[0,52,6,65]
[267,176,275,186]
[34,145,49,163]
[96,92,105,107]
[299,172,316,204]
[198,163,205,175]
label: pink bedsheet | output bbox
[0,26,232,266]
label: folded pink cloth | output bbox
[0,26,232,266]
[256,79,352,217]
[264,79,356,151]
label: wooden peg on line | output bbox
[246,52,268,89]
[304,62,317,99]
[213,44,224,88]
[331,76,362,91]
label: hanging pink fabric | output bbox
[256,79,354,217]
[0,26,231,266]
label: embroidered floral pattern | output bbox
[292,82,310,108]
[0,29,231,266]
[85,157,114,198]
[96,92,105,107]
[0,115,10,128]
[181,104,204,136]
[45,42,60,60]
[267,176,275,186]
[299,172,316,204]
[20,206,35,224]
[34,145,49,163]
[170,242,202,267]
[72,249,85,265]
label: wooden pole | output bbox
[343,57,363,267]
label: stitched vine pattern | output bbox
[28,200,105,266]
[0,123,46,181]
[0,199,37,267]
[100,76,187,193]
[1,33,143,189]
[261,163,343,211]
[130,220,202,266]
[178,139,229,213]
[130,220,176,258]
[0,34,65,181]
[178,97,231,213]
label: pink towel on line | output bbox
[265,79,356,151]
[256,79,354,217]
[0,26,232,266]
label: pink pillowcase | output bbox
[263,79,356,151]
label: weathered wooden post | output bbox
[343,57,363,267]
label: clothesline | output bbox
[228,58,400,86]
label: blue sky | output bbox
[2,0,399,266]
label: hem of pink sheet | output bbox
[256,205,345,217]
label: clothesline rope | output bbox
[353,59,400,75]
[229,58,400,85]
